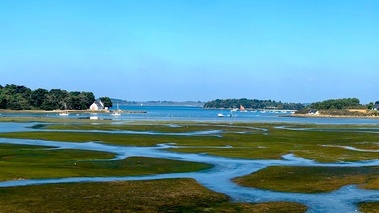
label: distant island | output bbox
[203,98,304,110]
[0,84,112,111]
[204,97,379,117]
[112,99,204,107]
[295,98,379,117]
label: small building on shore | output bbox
[308,109,319,115]
[374,104,379,111]
[90,100,104,111]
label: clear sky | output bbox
[1,0,378,103]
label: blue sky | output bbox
[0,0,378,103]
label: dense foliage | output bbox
[308,98,362,110]
[100,97,113,108]
[203,98,304,110]
[0,84,96,110]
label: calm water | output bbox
[2,105,379,124]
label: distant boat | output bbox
[217,113,224,117]
[59,103,69,116]
[231,108,238,112]
[111,103,121,116]
[111,111,121,116]
[240,105,247,112]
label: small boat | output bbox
[217,113,224,117]
[111,111,121,116]
[111,103,121,116]
[59,111,69,116]
[240,105,247,112]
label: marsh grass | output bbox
[233,166,379,193]
[359,202,379,213]
[0,179,307,213]
[0,144,211,181]
[1,119,379,211]
[1,121,379,162]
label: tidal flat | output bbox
[0,117,378,212]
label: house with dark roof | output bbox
[374,104,379,111]
[308,109,319,115]
[90,100,104,111]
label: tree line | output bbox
[203,98,305,110]
[294,98,379,114]
[307,98,362,110]
[0,84,109,110]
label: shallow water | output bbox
[0,122,379,212]
[2,105,379,124]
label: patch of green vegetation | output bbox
[0,144,211,181]
[359,202,379,213]
[0,178,307,213]
[234,166,379,193]
[1,121,379,162]
[73,156,212,176]
[33,121,265,134]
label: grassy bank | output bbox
[1,121,378,162]
[0,179,307,213]
[233,166,379,193]
[1,119,379,212]
[0,144,211,181]
[359,202,379,213]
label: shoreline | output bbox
[289,114,379,119]
[0,109,147,114]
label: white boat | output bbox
[217,113,224,117]
[59,112,69,116]
[111,103,121,116]
[111,111,121,116]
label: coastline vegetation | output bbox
[233,166,379,193]
[1,121,379,162]
[0,144,211,181]
[203,98,304,110]
[0,84,112,110]
[203,97,379,117]
[0,179,307,213]
[359,202,379,213]
[308,98,362,110]
[295,98,379,116]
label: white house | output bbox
[90,100,104,111]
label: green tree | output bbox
[79,92,95,109]
[31,88,48,108]
[368,102,374,110]
[100,97,113,108]
[0,84,102,110]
